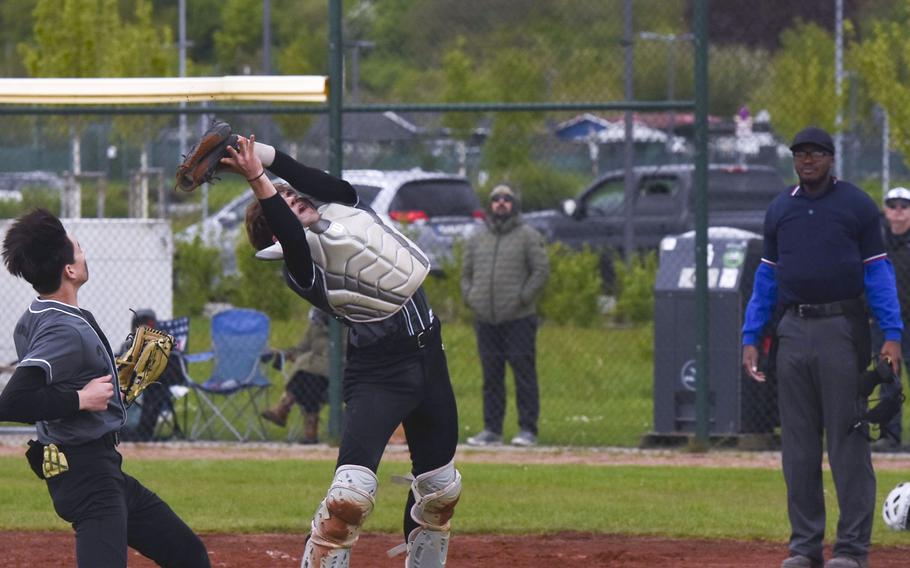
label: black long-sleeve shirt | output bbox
[0,365,79,424]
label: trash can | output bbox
[651,227,777,437]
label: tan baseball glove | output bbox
[116,326,175,406]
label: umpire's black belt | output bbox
[788,298,864,319]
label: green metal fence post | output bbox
[326,0,344,442]
[693,0,710,446]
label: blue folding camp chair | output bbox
[155,316,192,438]
[184,308,273,441]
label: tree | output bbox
[272,1,331,156]
[213,0,264,74]
[107,0,175,218]
[748,21,839,143]
[440,37,486,175]
[855,14,910,160]
[19,0,123,217]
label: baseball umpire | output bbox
[0,209,210,568]
[742,127,903,568]
[179,124,461,568]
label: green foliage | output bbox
[0,0,36,76]
[213,0,264,73]
[855,14,910,161]
[422,241,470,324]
[0,188,60,218]
[441,37,487,140]
[613,251,657,324]
[489,163,586,211]
[173,237,224,317]
[539,243,603,327]
[228,239,307,322]
[749,21,838,142]
[20,0,119,78]
[107,0,174,153]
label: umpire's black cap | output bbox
[790,126,835,154]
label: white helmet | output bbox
[883,482,910,531]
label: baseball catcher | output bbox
[174,119,239,192]
[207,129,461,568]
[116,325,175,406]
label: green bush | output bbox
[613,251,657,324]
[422,240,471,324]
[481,162,586,211]
[229,239,307,322]
[0,188,59,218]
[539,243,603,327]
[173,237,225,317]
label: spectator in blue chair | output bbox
[117,309,184,442]
[260,307,340,444]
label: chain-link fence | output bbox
[1,0,909,449]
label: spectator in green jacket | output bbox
[462,184,550,447]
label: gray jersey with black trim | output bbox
[13,298,125,445]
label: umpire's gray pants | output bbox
[777,311,875,562]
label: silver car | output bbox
[178,168,483,274]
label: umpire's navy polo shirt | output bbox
[761,178,886,306]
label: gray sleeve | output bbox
[18,324,84,385]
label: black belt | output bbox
[788,298,863,319]
[351,320,439,357]
[60,430,120,452]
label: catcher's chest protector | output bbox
[306,203,430,322]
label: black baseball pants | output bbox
[336,321,458,538]
[45,436,209,568]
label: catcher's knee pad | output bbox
[405,460,462,567]
[301,465,378,568]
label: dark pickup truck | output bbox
[524,163,787,287]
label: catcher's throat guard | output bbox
[116,325,175,406]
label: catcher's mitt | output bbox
[116,326,175,406]
[175,119,239,192]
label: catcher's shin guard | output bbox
[405,460,462,567]
[301,465,378,568]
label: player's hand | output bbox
[77,375,114,411]
[221,134,262,179]
[742,344,765,383]
[881,340,902,374]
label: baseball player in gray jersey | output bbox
[0,209,209,568]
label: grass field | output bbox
[2,455,910,547]
[179,318,655,447]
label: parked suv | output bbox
[178,168,483,274]
[524,163,786,288]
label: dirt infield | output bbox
[2,439,910,470]
[2,530,910,567]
